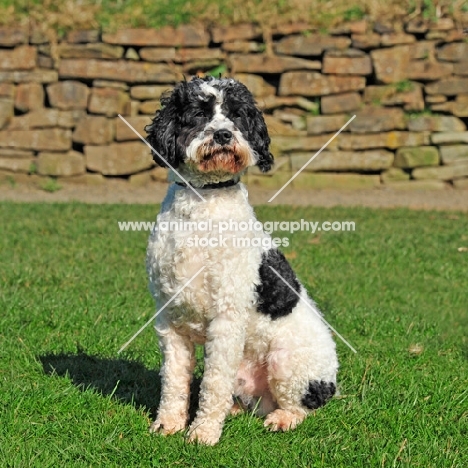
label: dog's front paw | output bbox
[264,409,305,432]
[187,419,222,445]
[149,415,187,435]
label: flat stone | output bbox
[150,166,169,182]
[273,110,306,131]
[406,19,429,34]
[0,148,34,158]
[139,47,176,62]
[381,167,410,182]
[103,25,209,47]
[291,172,381,189]
[259,96,318,112]
[425,78,468,96]
[246,172,292,190]
[425,94,447,104]
[381,33,416,46]
[339,132,430,150]
[58,110,86,128]
[0,98,13,129]
[37,56,54,69]
[437,43,468,62]
[322,55,372,75]
[175,48,224,62]
[431,95,468,117]
[0,83,14,98]
[47,81,89,110]
[129,171,152,186]
[58,43,124,59]
[93,80,129,90]
[351,33,380,49]
[270,135,338,155]
[85,142,154,175]
[407,115,466,132]
[454,62,468,76]
[389,87,424,112]
[7,109,59,130]
[264,115,304,136]
[413,162,468,180]
[0,69,57,83]
[0,129,71,151]
[349,107,406,133]
[59,173,106,185]
[59,59,177,83]
[439,145,468,165]
[138,100,161,115]
[36,150,85,176]
[229,54,321,73]
[430,18,454,30]
[0,27,27,46]
[0,45,36,71]
[14,82,44,112]
[290,149,393,172]
[233,74,275,97]
[211,24,261,43]
[73,116,114,145]
[408,41,435,60]
[222,41,263,53]
[384,180,449,190]
[321,92,361,114]
[275,35,351,56]
[130,85,170,100]
[394,146,440,168]
[371,46,410,84]
[453,178,468,189]
[115,115,151,141]
[0,157,34,173]
[183,59,222,74]
[88,88,129,117]
[279,72,365,96]
[330,20,368,35]
[66,30,100,43]
[431,132,468,144]
[125,48,139,61]
[306,115,349,135]
[406,61,453,81]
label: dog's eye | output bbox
[194,110,206,118]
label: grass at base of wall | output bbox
[1,0,466,35]
[0,202,467,467]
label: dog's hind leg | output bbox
[263,310,338,432]
[150,318,195,435]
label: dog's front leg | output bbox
[150,321,195,435]
[188,315,246,445]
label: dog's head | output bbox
[145,77,274,185]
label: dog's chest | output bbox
[147,185,265,327]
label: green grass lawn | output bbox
[0,202,467,467]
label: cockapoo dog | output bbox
[145,76,338,445]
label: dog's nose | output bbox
[213,129,233,145]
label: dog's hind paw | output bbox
[264,409,305,432]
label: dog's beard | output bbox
[195,143,252,174]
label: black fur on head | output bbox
[145,76,274,173]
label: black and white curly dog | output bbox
[145,76,338,445]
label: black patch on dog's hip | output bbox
[301,380,336,409]
[255,249,300,320]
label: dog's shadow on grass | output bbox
[39,352,201,420]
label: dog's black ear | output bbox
[251,111,274,173]
[145,83,186,168]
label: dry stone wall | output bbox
[0,19,468,191]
